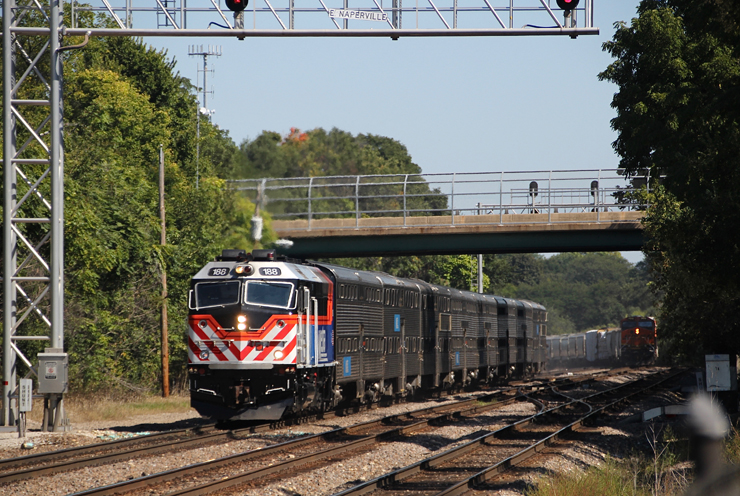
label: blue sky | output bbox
[146,1,644,261]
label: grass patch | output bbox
[527,426,693,496]
[527,458,646,496]
[23,392,193,424]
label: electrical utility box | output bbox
[706,354,732,392]
[37,352,69,394]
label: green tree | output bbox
[515,253,653,334]
[599,0,740,361]
[1,15,250,392]
[235,127,448,219]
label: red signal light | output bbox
[225,0,248,11]
[556,0,579,10]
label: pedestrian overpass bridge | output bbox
[230,169,650,259]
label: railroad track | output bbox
[336,367,685,496]
[0,368,637,495]
[60,371,630,495]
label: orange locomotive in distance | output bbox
[620,316,657,362]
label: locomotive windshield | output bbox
[194,281,241,309]
[621,319,655,330]
[244,281,295,309]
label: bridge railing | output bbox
[230,169,655,231]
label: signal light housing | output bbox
[225,0,248,12]
[556,0,579,10]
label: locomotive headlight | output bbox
[235,264,254,275]
[236,314,248,331]
[635,329,640,335]
[199,349,210,360]
[274,350,284,360]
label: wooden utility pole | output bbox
[159,145,169,397]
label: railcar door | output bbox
[399,316,406,394]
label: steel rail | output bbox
[0,423,216,473]
[333,368,683,496]
[70,372,617,495]
[0,424,232,484]
[435,368,686,495]
[0,377,554,485]
[70,381,586,496]
[2,373,605,493]
[125,391,535,496]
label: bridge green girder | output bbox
[276,226,645,259]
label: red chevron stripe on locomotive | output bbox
[188,315,297,364]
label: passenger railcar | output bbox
[187,249,548,421]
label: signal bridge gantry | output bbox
[2,0,597,429]
[52,0,597,38]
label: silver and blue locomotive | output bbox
[187,249,548,420]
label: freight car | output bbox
[187,249,548,421]
[546,328,622,368]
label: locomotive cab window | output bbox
[244,281,295,309]
[194,281,240,309]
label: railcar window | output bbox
[244,281,295,309]
[194,281,240,309]
[440,314,451,331]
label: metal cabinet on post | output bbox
[37,350,69,431]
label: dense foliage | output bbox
[234,127,449,220]
[599,0,740,362]
[1,16,251,392]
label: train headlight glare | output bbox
[274,350,284,360]
[635,329,640,335]
[237,315,247,323]
[237,323,247,331]
[235,264,254,275]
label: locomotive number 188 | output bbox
[259,267,282,276]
